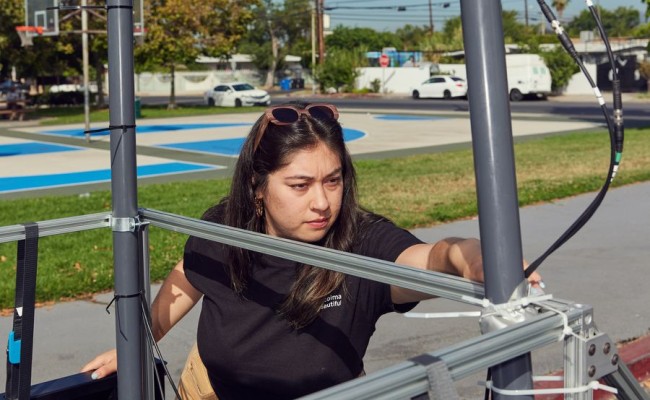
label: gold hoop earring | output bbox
[255,198,264,218]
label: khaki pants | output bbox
[178,343,219,400]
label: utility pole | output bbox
[524,0,529,26]
[428,0,434,33]
[317,0,324,64]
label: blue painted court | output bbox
[2,123,367,193]
[158,127,367,156]
[0,162,217,193]
[41,123,252,138]
[0,142,81,157]
[374,114,448,121]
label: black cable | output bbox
[526,1,623,278]
[139,295,183,400]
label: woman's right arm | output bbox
[81,260,202,379]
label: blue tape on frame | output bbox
[8,331,21,364]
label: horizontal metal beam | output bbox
[139,208,485,304]
[300,300,587,400]
[0,213,110,244]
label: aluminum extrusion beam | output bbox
[460,0,533,397]
[139,208,485,303]
[603,365,650,400]
[106,0,145,398]
[0,213,110,244]
[300,303,586,400]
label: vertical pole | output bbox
[311,5,316,93]
[317,0,324,64]
[106,0,144,399]
[428,0,434,33]
[460,1,534,399]
[82,0,91,142]
[524,0,529,26]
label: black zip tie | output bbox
[106,5,133,10]
[105,291,143,314]
[84,124,136,136]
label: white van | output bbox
[505,54,552,101]
[431,53,553,101]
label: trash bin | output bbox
[280,78,292,91]
[134,97,141,118]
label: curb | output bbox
[534,334,650,399]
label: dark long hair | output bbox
[205,103,363,329]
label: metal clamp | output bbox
[108,214,147,232]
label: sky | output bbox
[325,0,647,32]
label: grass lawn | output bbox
[0,122,649,309]
[33,104,266,125]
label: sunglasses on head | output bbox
[254,103,340,151]
[265,103,339,125]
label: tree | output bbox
[565,7,640,37]
[417,17,463,62]
[314,47,367,93]
[639,60,650,92]
[0,0,24,80]
[642,0,650,21]
[394,24,430,50]
[540,46,579,92]
[239,0,311,88]
[502,10,536,43]
[137,0,256,108]
[325,26,402,51]
[552,0,570,21]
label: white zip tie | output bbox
[460,294,554,313]
[530,300,583,341]
[481,378,618,396]
[551,20,564,35]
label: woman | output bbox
[83,102,538,399]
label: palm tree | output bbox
[551,0,570,21]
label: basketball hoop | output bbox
[15,26,44,47]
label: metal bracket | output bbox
[563,303,619,400]
[579,332,619,382]
[108,214,147,232]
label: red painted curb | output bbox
[533,334,650,400]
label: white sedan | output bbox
[411,75,467,100]
[204,82,271,107]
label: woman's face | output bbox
[260,142,343,243]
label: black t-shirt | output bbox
[183,214,423,400]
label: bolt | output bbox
[603,342,611,354]
[611,354,619,365]
[588,365,596,377]
[588,343,596,356]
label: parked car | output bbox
[204,82,271,107]
[411,75,467,100]
[0,80,29,101]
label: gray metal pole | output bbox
[106,0,144,398]
[82,0,91,142]
[459,1,534,398]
